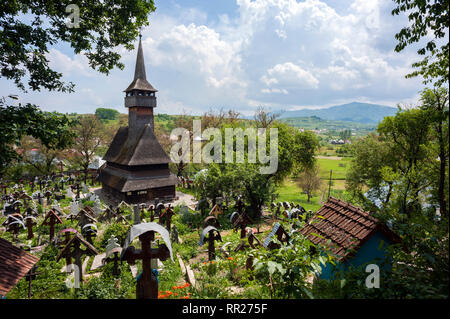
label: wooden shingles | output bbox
[0,238,39,296]
[299,197,394,261]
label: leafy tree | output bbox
[253,106,280,128]
[20,135,65,176]
[1,0,156,92]
[95,108,120,122]
[250,230,331,299]
[392,0,449,86]
[419,87,449,219]
[0,96,75,178]
[298,165,322,203]
[68,114,103,183]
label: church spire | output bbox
[124,35,157,93]
[133,34,147,81]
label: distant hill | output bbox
[278,102,398,124]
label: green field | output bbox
[280,116,376,135]
[275,156,352,212]
[317,157,351,180]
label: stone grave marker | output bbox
[133,205,141,225]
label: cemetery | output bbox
[0,170,406,299]
[0,0,448,301]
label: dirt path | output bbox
[316,155,343,160]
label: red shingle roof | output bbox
[299,197,399,261]
[0,237,39,296]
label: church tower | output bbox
[99,35,178,204]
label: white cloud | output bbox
[261,62,319,89]
[0,0,424,114]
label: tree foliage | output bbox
[0,96,75,177]
[95,108,120,122]
[0,0,156,92]
[392,0,449,86]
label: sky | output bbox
[0,0,429,116]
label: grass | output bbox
[275,155,353,212]
[317,157,351,180]
[275,179,323,212]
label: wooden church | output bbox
[99,35,178,204]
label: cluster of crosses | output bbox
[0,173,311,300]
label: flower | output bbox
[227,257,234,260]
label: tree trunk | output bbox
[437,122,448,219]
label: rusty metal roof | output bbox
[103,125,171,166]
[299,197,400,261]
[0,237,39,296]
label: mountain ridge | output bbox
[277,102,398,124]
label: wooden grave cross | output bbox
[199,226,222,261]
[81,224,97,244]
[57,229,79,267]
[159,205,174,233]
[203,215,220,229]
[102,236,122,277]
[41,209,63,241]
[57,233,98,284]
[3,214,25,241]
[25,265,40,299]
[209,203,223,219]
[121,223,173,299]
[24,215,37,240]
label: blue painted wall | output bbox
[318,230,393,280]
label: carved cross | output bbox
[57,234,98,283]
[159,205,174,233]
[121,231,171,299]
[24,216,37,240]
[41,210,63,241]
[199,226,222,261]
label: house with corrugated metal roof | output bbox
[299,197,401,280]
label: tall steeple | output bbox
[100,33,178,205]
[125,35,157,141]
[134,34,146,80]
[125,35,157,93]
